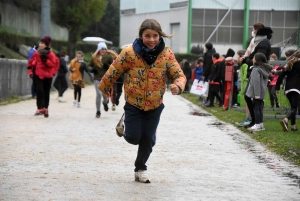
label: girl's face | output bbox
[270,57,275,61]
[99,49,107,56]
[39,42,47,50]
[76,54,83,61]
[141,29,160,49]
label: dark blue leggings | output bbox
[123,102,164,172]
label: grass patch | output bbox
[0,95,31,105]
[181,92,300,166]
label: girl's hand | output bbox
[170,84,180,95]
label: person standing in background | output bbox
[27,36,59,117]
[53,50,68,103]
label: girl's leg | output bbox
[245,95,255,125]
[134,103,164,172]
[271,86,279,107]
[43,78,53,108]
[74,85,78,101]
[34,76,44,109]
[94,80,102,112]
[77,87,82,102]
[286,92,299,127]
[268,85,274,107]
[253,99,263,125]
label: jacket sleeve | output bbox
[98,49,128,94]
[203,54,212,78]
[45,53,59,75]
[251,68,261,98]
[168,50,186,93]
[275,70,286,91]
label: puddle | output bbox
[190,111,211,116]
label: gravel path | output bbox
[0,86,300,201]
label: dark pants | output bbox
[286,92,299,125]
[267,85,279,107]
[253,99,264,124]
[34,75,52,109]
[74,85,82,102]
[54,75,68,97]
[245,95,255,125]
[112,82,123,105]
[209,84,222,106]
[123,102,164,172]
[232,85,238,105]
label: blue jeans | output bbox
[123,102,164,172]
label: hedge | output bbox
[0,30,97,54]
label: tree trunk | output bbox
[68,29,78,60]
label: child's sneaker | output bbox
[280,119,288,132]
[34,109,42,116]
[247,124,261,132]
[73,100,77,106]
[238,119,251,127]
[96,111,101,118]
[112,105,116,111]
[77,102,80,108]
[135,170,150,183]
[115,114,125,137]
[103,100,109,112]
[259,123,265,131]
[58,97,66,103]
[44,108,49,118]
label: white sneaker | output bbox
[77,102,80,108]
[135,170,150,183]
[58,97,66,103]
[260,123,265,131]
[73,100,77,106]
[247,124,261,132]
[112,105,116,111]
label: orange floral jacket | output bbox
[98,45,186,111]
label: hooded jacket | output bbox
[245,64,272,99]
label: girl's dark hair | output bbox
[139,19,173,39]
[254,53,267,65]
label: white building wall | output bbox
[120,7,189,53]
[192,0,300,11]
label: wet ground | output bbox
[1,86,300,200]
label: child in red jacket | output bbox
[27,36,59,117]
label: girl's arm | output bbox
[167,50,186,93]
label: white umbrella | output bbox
[82,37,113,45]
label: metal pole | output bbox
[41,0,51,37]
[187,0,192,53]
[243,0,250,49]
[205,0,238,43]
